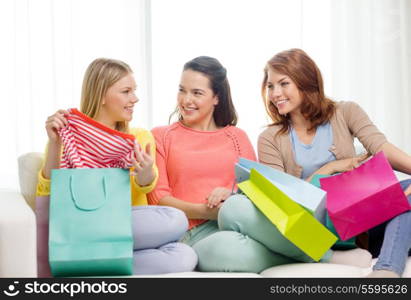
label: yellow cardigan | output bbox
[35,128,158,206]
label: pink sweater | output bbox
[148,122,256,229]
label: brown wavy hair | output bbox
[261,48,335,135]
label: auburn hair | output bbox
[261,48,335,135]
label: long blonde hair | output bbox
[80,58,133,132]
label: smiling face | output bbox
[177,69,218,129]
[266,68,303,116]
[98,73,138,127]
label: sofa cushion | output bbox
[144,258,411,277]
[261,258,411,278]
[260,262,369,278]
[18,152,43,210]
[0,189,37,277]
[130,271,262,278]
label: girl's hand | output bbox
[328,153,370,174]
[45,109,69,143]
[201,203,223,220]
[207,187,232,208]
[130,143,155,186]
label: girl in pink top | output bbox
[149,57,275,270]
[148,56,256,226]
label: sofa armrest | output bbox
[0,189,37,277]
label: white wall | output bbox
[151,0,332,149]
[0,0,151,190]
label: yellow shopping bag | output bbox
[238,169,337,261]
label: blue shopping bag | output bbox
[235,158,327,222]
[49,168,133,277]
[238,168,337,261]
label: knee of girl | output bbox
[192,233,235,272]
[192,231,272,273]
[162,206,189,236]
[218,194,254,230]
[178,244,198,272]
[163,243,198,273]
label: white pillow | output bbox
[130,272,262,278]
[261,259,411,278]
[260,262,370,278]
[18,152,43,210]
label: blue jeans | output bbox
[372,179,411,275]
[131,206,198,275]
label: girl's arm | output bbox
[305,153,369,182]
[42,141,62,179]
[257,130,285,172]
[158,196,220,220]
[42,109,68,179]
[380,142,411,175]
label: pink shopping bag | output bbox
[320,151,411,241]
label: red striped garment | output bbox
[58,108,138,169]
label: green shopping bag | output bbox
[238,169,337,261]
[49,168,133,277]
[310,174,357,250]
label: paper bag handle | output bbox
[69,175,108,211]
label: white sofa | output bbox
[0,152,410,278]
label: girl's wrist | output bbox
[134,169,155,187]
[319,163,334,175]
[48,138,62,148]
